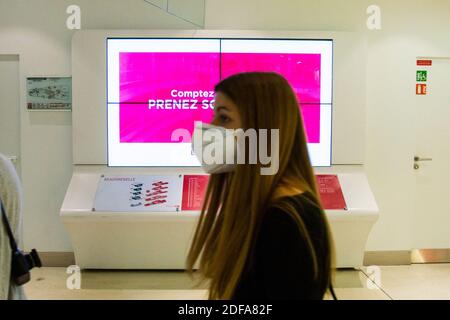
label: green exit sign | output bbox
[416,70,427,82]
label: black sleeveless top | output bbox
[232,191,331,300]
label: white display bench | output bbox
[60,165,378,269]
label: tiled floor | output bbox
[23,264,450,300]
[361,264,450,300]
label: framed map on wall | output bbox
[26,77,72,110]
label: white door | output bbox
[0,54,20,174]
[413,58,450,249]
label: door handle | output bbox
[414,156,432,170]
[414,156,433,162]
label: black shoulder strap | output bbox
[0,198,19,252]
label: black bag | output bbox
[1,198,42,286]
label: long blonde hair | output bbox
[186,72,334,299]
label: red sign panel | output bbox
[417,59,432,66]
[181,175,209,211]
[316,174,347,210]
[181,174,347,211]
[416,83,427,95]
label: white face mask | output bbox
[192,122,239,174]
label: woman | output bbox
[187,72,334,300]
[0,153,26,300]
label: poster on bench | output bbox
[181,175,209,211]
[316,174,347,210]
[93,175,183,212]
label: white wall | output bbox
[1,0,449,252]
[0,0,194,251]
[362,1,449,250]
